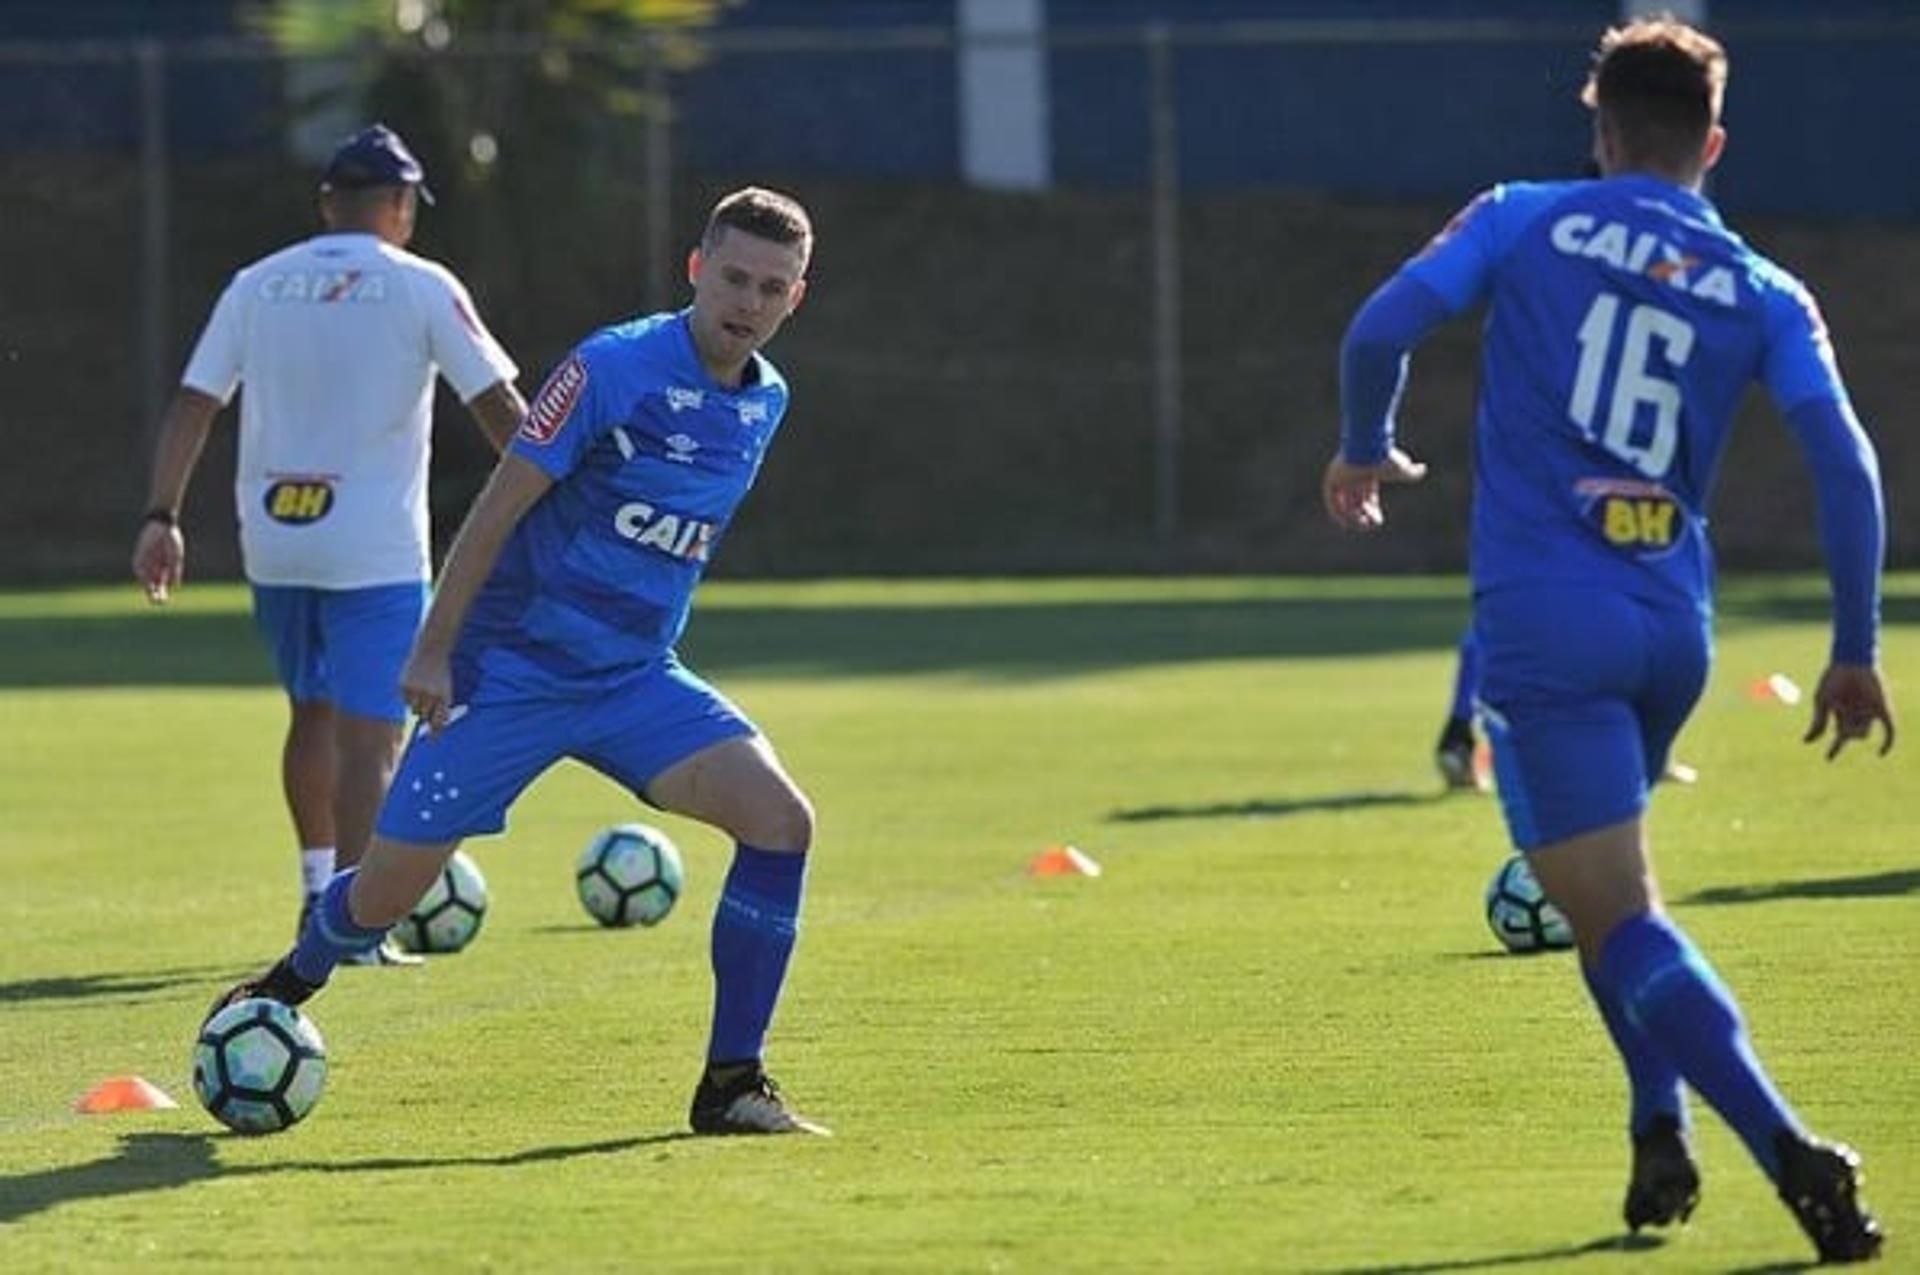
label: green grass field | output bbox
[1,576,1914,1272]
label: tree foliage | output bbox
[249,0,736,56]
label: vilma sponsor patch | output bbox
[520,354,587,445]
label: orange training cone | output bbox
[1028,844,1102,878]
[75,1075,179,1114]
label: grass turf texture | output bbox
[0,576,1913,1272]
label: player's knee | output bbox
[747,786,814,853]
[336,713,406,767]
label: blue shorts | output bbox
[374,655,756,844]
[251,582,428,723]
[1475,585,1710,851]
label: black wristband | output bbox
[143,508,178,527]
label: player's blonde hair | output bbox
[702,187,813,265]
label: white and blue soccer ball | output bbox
[576,823,684,928]
[1485,853,1575,954]
[192,998,327,1134]
[393,850,488,954]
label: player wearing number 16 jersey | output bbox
[1324,17,1892,1265]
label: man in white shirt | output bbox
[132,124,526,965]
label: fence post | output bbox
[643,36,673,312]
[137,38,170,445]
[1146,23,1182,559]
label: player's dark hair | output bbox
[319,184,409,223]
[702,187,812,264]
[1581,16,1727,170]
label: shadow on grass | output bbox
[1718,589,1920,630]
[1677,868,1920,906]
[0,594,1473,688]
[6,579,1911,691]
[1309,1230,1665,1273]
[0,1129,694,1226]
[1108,789,1440,823]
[0,965,241,1007]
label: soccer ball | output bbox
[576,823,684,928]
[1485,853,1575,954]
[192,998,327,1134]
[392,850,488,954]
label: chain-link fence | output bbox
[3,17,1916,583]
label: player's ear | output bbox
[786,277,807,313]
[1700,124,1726,173]
[1590,117,1614,176]
[687,248,703,286]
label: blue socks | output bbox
[289,869,388,985]
[1599,911,1804,1178]
[1449,630,1482,723]
[707,844,808,1064]
[1581,958,1685,1138]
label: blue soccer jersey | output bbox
[1395,176,1849,615]
[454,310,789,695]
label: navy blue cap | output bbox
[320,124,435,205]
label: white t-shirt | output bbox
[181,232,518,588]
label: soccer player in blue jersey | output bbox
[1325,18,1892,1264]
[213,186,830,1136]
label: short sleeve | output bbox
[508,343,614,480]
[1760,275,1849,414]
[418,266,518,401]
[179,273,248,403]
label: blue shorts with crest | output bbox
[374,654,754,844]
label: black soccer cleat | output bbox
[1434,717,1488,793]
[1624,1114,1702,1232]
[1775,1131,1884,1263]
[204,957,321,1027]
[690,1064,830,1137]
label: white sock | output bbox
[300,848,337,898]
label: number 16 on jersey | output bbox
[1569,292,1695,480]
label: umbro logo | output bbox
[736,399,769,426]
[666,386,704,413]
[664,433,699,464]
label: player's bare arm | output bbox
[465,380,530,453]
[132,386,224,603]
[1804,664,1896,760]
[1322,447,1428,531]
[401,452,553,729]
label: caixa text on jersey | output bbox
[613,502,715,563]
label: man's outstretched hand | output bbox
[1322,448,1428,531]
[1805,664,1896,760]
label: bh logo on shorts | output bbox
[263,478,336,525]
